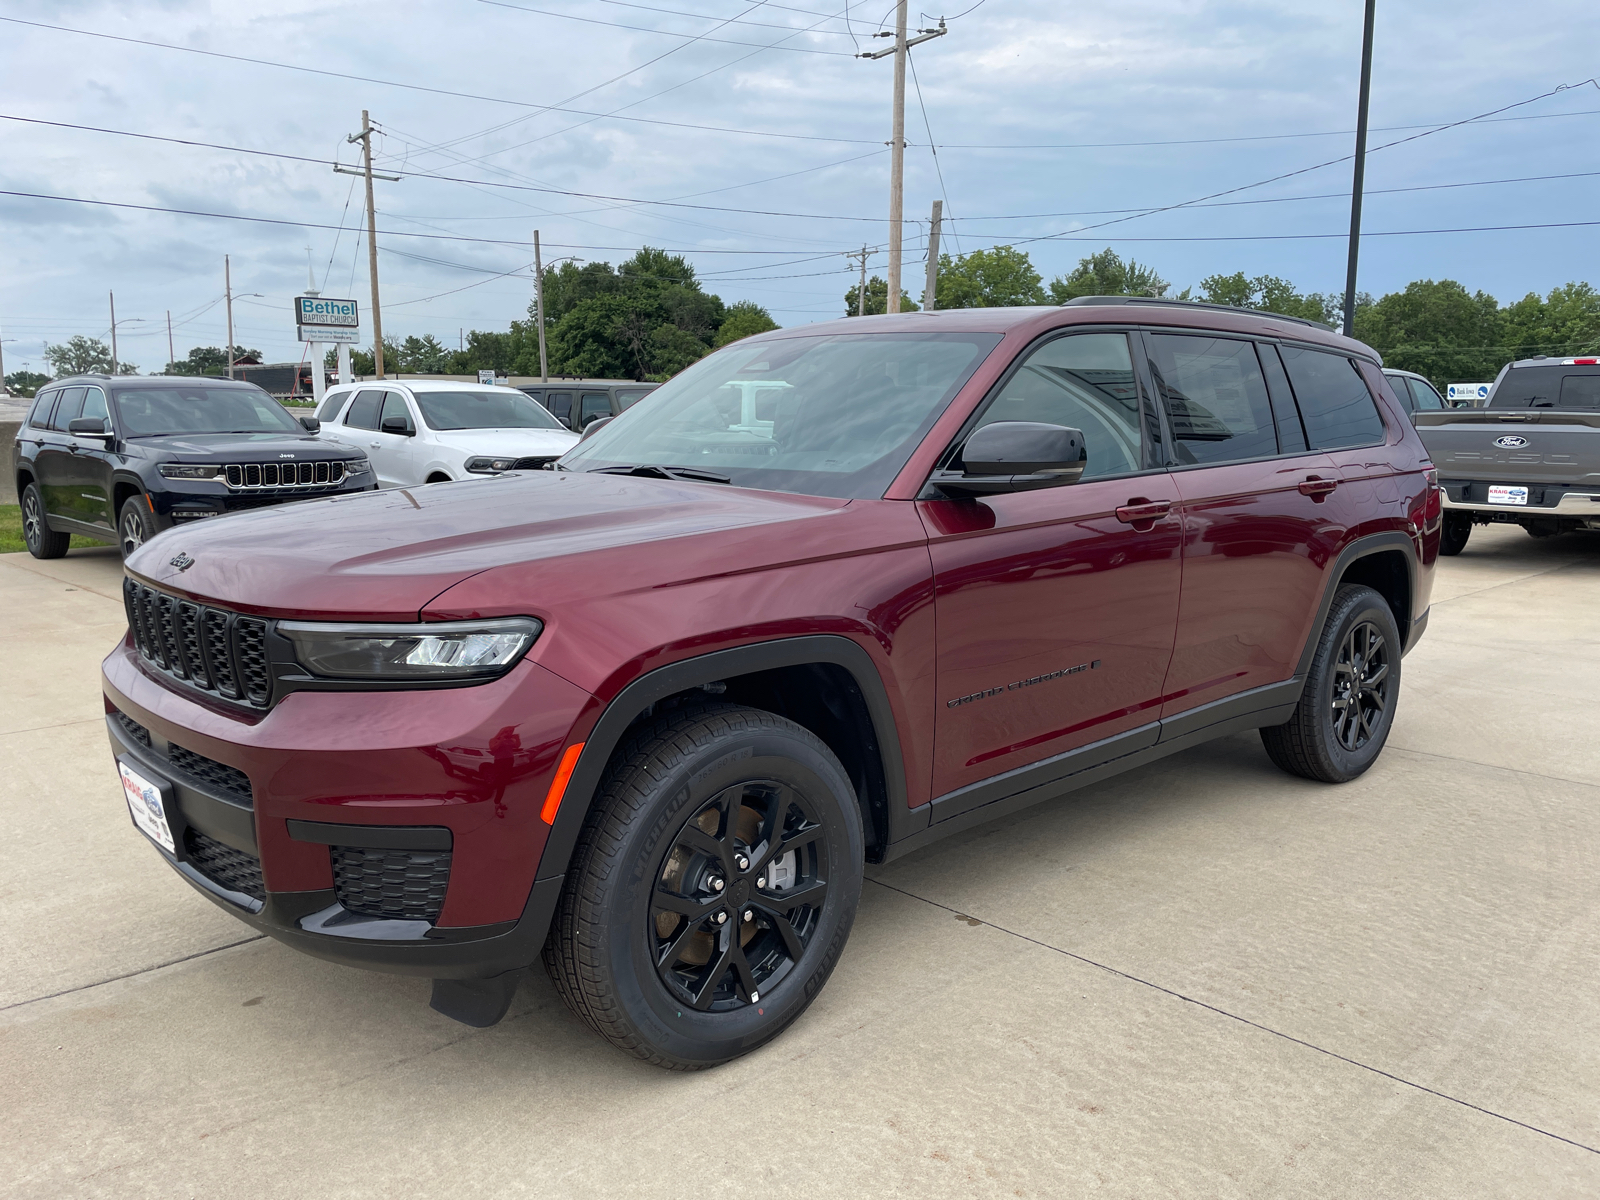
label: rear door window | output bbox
[1278,346,1387,449]
[343,389,384,430]
[48,387,88,430]
[1559,374,1600,409]
[1407,377,1446,410]
[319,390,353,422]
[1146,334,1278,465]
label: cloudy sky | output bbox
[3,0,1598,374]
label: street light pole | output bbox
[1342,0,1376,337]
[225,255,235,379]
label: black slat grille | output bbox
[168,744,253,805]
[332,847,452,922]
[124,579,271,709]
[184,829,266,901]
[512,455,559,471]
[223,460,345,489]
[114,710,152,748]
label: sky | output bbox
[2,0,1598,375]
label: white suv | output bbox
[315,380,579,487]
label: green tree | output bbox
[166,345,259,376]
[844,275,920,316]
[44,335,116,376]
[1048,249,1173,302]
[4,370,49,397]
[1502,282,1600,360]
[714,300,779,347]
[395,334,450,373]
[1197,272,1339,325]
[1353,279,1505,389]
[932,246,1046,309]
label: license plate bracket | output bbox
[1487,484,1529,506]
[119,759,177,854]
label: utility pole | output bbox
[846,246,870,316]
[225,255,235,379]
[109,291,119,376]
[1342,0,1376,338]
[338,111,400,379]
[166,310,175,373]
[533,229,549,382]
[924,199,943,311]
[859,6,945,314]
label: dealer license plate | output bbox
[120,761,175,853]
[1487,485,1529,506]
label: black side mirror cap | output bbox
[68,416,110,437]
[299,415,321,432]
[380,416,413,435]
[934,422,1088,495]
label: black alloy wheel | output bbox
[544,703,864,1069]
[22,483,70,559]
[1439,512,1471,556]
[1261,583,1402,784]
[118,496,151,559]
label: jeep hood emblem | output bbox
[169,552,195,571]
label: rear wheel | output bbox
[1439,512,1472,556]
[1262,584,1401,784]
[543,703,864,1069]
[118,496,153,559]
[21,484,70,559]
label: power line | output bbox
[594,0,861,35]
[473,0,854,54]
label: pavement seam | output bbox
[1428,557,1588,607]
[0,716,106,739]
[865,876,1600,1158]
[1385,743,1600,792]
[0,936,266,1014]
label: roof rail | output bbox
[1060,295,1336,332]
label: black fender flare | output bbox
[1295,530,1420,678]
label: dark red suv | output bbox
[103,298,1439,1068]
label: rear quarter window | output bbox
[26,391,58,428]
[1485,366,1600,408]
[1278,346,1387,449]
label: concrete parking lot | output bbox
[2,525,1598,1198]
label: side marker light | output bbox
[540,742,585,825]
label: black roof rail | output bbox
[1060,295,1336,332]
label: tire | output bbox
[21,483,70,559]
[1439,512,1471,556]
[118,495,153,559]
[543,703,865,1070]
[1261,584,1401,784]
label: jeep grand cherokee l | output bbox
[15,375,373,558]
[103,298,1438,1068]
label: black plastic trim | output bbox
[287,820,453,850]
[1293,531,1418,677]
[107,713,256,854]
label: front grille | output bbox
[512,455,559,471]
[332,846,452,922]
[114,710,152,748]
[124,579,271,708]
[168,744,253,805]
[184,829,266,901]
[223,460,345,489]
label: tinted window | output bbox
[80,387,110,424]
[413,389,565,431]
[343,389,384,430]
[27,391,59,429]
[545,391,573,419]
[112,386,304,436]
[563,331,1003,499]
[1261,345,1309,453]
[615,389,652,410]
[1383,374,1416,412]
[379,391,414,433]
[1278,347,1386,449]
[319,390,354,422]
[972,332,1144,480]
[1559,374,1600,409]
[48,387,88,430]
[1147,335,1277,465]
[580,392,612,424]
[1485,366,1600,409]
[1407,377,1445,410]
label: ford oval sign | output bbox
[1493,435,1529,449]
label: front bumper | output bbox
[102,637,595,978]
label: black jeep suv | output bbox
[14,375,374,559]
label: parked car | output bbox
[517,379,659,431]
[315,380,579,487]
[104,298,1437,1068]
[1382,368,1449,418]
[1415,354,1600,553]
[14,375,372,559]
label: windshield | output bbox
[112,386,303,436]
[414,389,566,431]
[560,331,1002,498]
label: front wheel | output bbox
[544,703,864,1069]
[1261,584,1401,784]
[118,495,153,559]
[21,483,70,559]
[1439,512,1471,556]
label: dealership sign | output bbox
[295,297,359,327]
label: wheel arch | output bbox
[111,476,145,520]
[1296,532,1418,677]
[537,636,910,891]
[15,466,35,501]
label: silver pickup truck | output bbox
[1415,355,1600,554]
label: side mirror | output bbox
[299,415,321,432]
[380,415,413,436]
[934,422,1087,495]
[68,416,112,440]
[580,415,613,442]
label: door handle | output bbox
[1298,476,1339,500]
[1115,499,1173,525]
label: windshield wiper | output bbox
[590,464,731,484]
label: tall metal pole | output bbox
[924,199,943,311]
[885,0,908,314]
[533,229,549,383]
[225,255,235,379]
[360,110,386,379]
[858,247,868,316]
[1342,0,1376,337]
[166,310,175,372]
[108,291,119,375]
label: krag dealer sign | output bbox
[294,296,359,327]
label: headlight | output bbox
[277,617,542,681]
[344,457,372,475]
[465,456,519,474]
[158,463,221,480]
